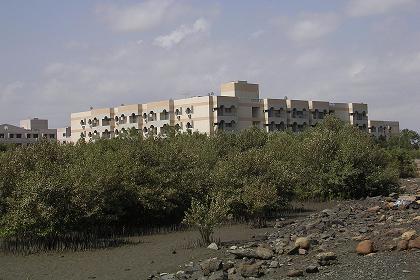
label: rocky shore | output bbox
[149,179,420,280]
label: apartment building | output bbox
[57,127,72,143]
[369,120,400,140]
[69,81,399,142]
[0,118,57,145]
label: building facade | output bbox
[57,126,72,143]
[0,118,57,145]
[368,120,400,140]
[69,81,399,142]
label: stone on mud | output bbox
[356,240,374,255]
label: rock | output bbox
[356,240,374,255]
[269,261,279,268]
[160,273,176,280]
[286,245,300,255]
[208,243,219,250]
[367,206,380,212]
[316,252,337,266]
[389,192,398,199]
[295,237,310,250]
[408,237,420,249]
[306,265,319,273]
[401,230,416,241]
[228,246,273,260]
[222,261,234,271]
[378,215,386,222]
[397,240,409,251]
[359,227,368,234]
[287,269,304,277]
[321,209,335,217]
[387,202,397,210]
[200,258,223,276]
[298,248,307,255]
[238,261,263,278]
[208,270,227,280]
[352,235,366,241]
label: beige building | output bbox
[57,126,72,143]
[69,81,399,142]
[368,120,400,140]
[0,118,57,145]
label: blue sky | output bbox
[1,0,419,131]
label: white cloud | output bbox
[0,81,24,102]
[346,0,414,17]
[294,50,326,68]
[154,18,210,49]
[288,13,340,42]
[97,0,173,32]
[348,62,367,78]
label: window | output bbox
[16,134,22,138]
[129,113,137,123]
[9,134,14,138]
[0,134,4,138]
[33,134,38,138]
[252,107,259,118]
[27,134,31,138]
[50,134,55,139]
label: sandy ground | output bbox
[0,224,274,280]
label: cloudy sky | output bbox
[1,0,419,131]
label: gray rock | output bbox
[238,261,264,278]
[269,261,279,268]
[287,269,304,277]
[306,265,319,273]
[228,246,273,260]
[208,242,219,250]
[201,258,223,276]
[209,270,227,280]
[316,251,338,266]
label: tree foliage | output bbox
[0,116,406,239]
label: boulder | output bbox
[298,248,307,255]
[316,252,337,266]
[269,261,279,268]
[356,240,374,255]
[228,246,273,260]
[287,269,304,277]
[408,237,420,249]
[208,270,227,280]
[367,206,380,212]
[306,265,319,273]
[295,237,310,250]
[401,230,416,241]
[208,243,219,250]
[238,261,263,278]
[397,240,409,251]
[160,273,176,280]
[200,258,223,276]
[286,245,300,255]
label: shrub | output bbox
[183,192,229,245]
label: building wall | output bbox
[57,127,72,143]
[0,119,57,145]
[369,120,400,139]
[68,81,399,141]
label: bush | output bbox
[183,192,229,245]
[0,116,405,243]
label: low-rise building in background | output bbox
[0,118,56,145]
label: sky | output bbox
[0,0,419,131]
